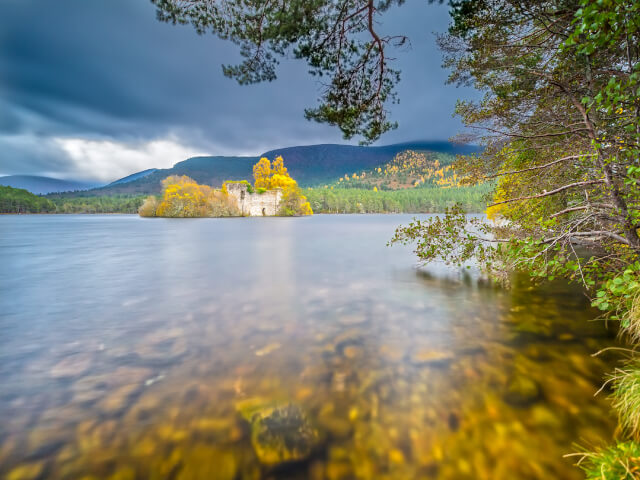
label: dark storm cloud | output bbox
[0,0,478,181]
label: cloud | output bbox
[0,0,480,180]
[52,137,209,182]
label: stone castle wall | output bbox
[225,183,282,216]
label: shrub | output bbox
[138,196,159,217]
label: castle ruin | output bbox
[225,182,282,216]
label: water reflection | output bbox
[0,214,619,479]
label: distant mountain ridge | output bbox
[107,168,157,186]
[72,141,480,196]
[0,175,100,195]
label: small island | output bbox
[138,156,313,218]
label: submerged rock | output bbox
[50,353,94,379]
[337,314,368,326]
[342,345,362,359]
[409,349,454,367]
[503,374,542,407]
[98,384,140,414]
[255,343,281,357]
[236,399,319,466]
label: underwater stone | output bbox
[342,345,363,359]
[50,353,94,379]
[337,314,368,326]
[503,374,542,407]
[98,384,140,414]
[409,349,454,367]
[236,399,319,466]
[255,343,281,357]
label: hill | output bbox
[62,141,480,197]
[329,150,461,190]
[107,168,157,186]
[0,175,100,195]
[0,185,56,213]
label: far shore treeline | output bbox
[1,150,490,215]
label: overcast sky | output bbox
[0,0,478,182]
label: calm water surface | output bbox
[0,214,620,479]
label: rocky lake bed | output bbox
[0,214,620,479]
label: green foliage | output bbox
[433,0,640,324]
[578,441,640,479]
[0,186,56,213]
[390,204,497,266]
[593,264,640,328]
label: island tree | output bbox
[251,156,313,215]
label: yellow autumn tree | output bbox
[155,175,207,217]
[253,157,272,189]
[271,155,288,176]
[148,175,239,218]
[270,173,297,191]
[250,156,312,216]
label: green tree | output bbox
[389,1,640,474]
[151,0,442,143]
[0,186,56,213]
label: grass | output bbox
[576,441,640,479]
[612,361,640,439]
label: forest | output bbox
[0,186,146,214]
[305,185,488,214]
[0,185,488,216]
